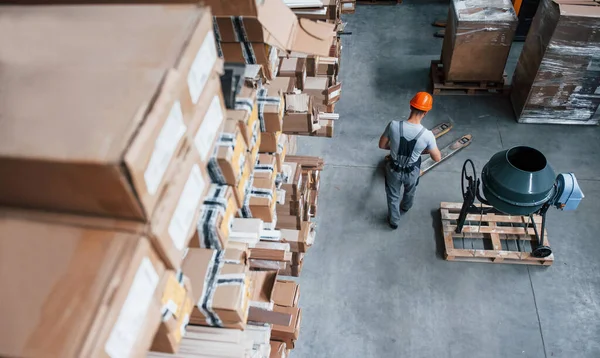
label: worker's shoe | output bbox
[388,217,399,230]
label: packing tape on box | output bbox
[238,173,254,218]
[161,299,178,322]
[250,120,260,153]
[250,188,274,200]
[212,19,224,58]
[255,163,275,174]
[199,250,246,327]
[199,185,231,250]
[235,98,254,114]
[256,87,282,132]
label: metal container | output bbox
[481,146,556,215]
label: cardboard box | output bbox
[224,242,250,265]
[257,87,285,132]
[191,184,237,250]
[219,42,279,79]
[441,0,517,82]
[279,221,312,253]
[149,147,209,268]
[270,341,288,358]
[190,73,227,164]
[207,118,250,186]
[341,0,357,14]
[206,0,336,56]
[265,76,298,95]
[230,86,259,150]
[151,272,194,353]
[278,58,307,90]
[232,161,253,210]
[0,22,207,220]
[249,271,278,310]
[275,215,302,230]
[304,76,342,105]
[250,183,278,224]
[271,306,302,349]
[511,0,600,125]
[260,131,282,153]
[279,261,304,277]
[283,94,318,134]
[273,280,300,308]
[183,248,249,329]
[0,212,166,358]
[254,154,278,189]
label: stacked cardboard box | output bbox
[511,0,600,125]
[441,0,518,82]
[0,0,338,357]
[0,5,229,356]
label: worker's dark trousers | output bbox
[384,162,420,226]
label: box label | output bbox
[188,31,217,104]
[343,2,354,9]
[144,101,187,195]
[194,96,224,161]
[168,165,205,249]
[105,257,159,358]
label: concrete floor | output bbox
[292,2,600,357]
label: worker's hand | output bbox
[385,155,391,161]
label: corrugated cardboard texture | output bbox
[0,213,165,358]
[441,0,518,82]
[511,0,600,124]
[0,5,212,220]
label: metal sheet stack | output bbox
[0,0,348,357]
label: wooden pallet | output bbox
[357,0,402,4]
[440,202,554,266]
[430,60,510,96]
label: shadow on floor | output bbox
[431,208,445,259]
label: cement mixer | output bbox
[457,146,584,258]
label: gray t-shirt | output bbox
[383,120,437,163]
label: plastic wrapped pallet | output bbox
[511,0,600,125]
[441,0,518,82]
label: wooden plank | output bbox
[441,210,543,224]
[439,202,554,266]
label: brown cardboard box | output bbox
[441,0,517,82]
[270,341,288,358]
[271,306,302,349]
[219,42,279,80]
[304,77,342,105]
[183,248,249,329]
[191,184,237,250]
[0,5,219,221]
[148,146,209,268]
[150,272,194,353]
[511,0,600,125]
[231,161,253,210]
[207,0,336,56]
[273,280,300,308]
[249,271,278,309]
[190,73,227,164]
[275,214,302,230]
[260,131,282,153]
[208,118,250,186]
[224,242,250,265]
[279,222,312,253]
[0,212,166,358]
[341,0,357,14]
[230,86,259,150]
[254,154,278,189]
[257,87,285,132]
[279,260,304,277]
[250,178,278,223]
[265,76,298,95]
[278,58,307,90]
[283,94,317,134]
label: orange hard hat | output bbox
[410,92,433,112]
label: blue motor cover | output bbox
[555,173,584,211]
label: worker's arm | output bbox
[379,122,391,150]
[424,133,442,162]
[428,147,442,162]
[379,135,390,150]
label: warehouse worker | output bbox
[379,92,441,229]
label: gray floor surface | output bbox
[291,2,600,358]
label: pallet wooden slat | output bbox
[439,202,553,266]
[430,60,510,96]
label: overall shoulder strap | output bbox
[413,127,426,142]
